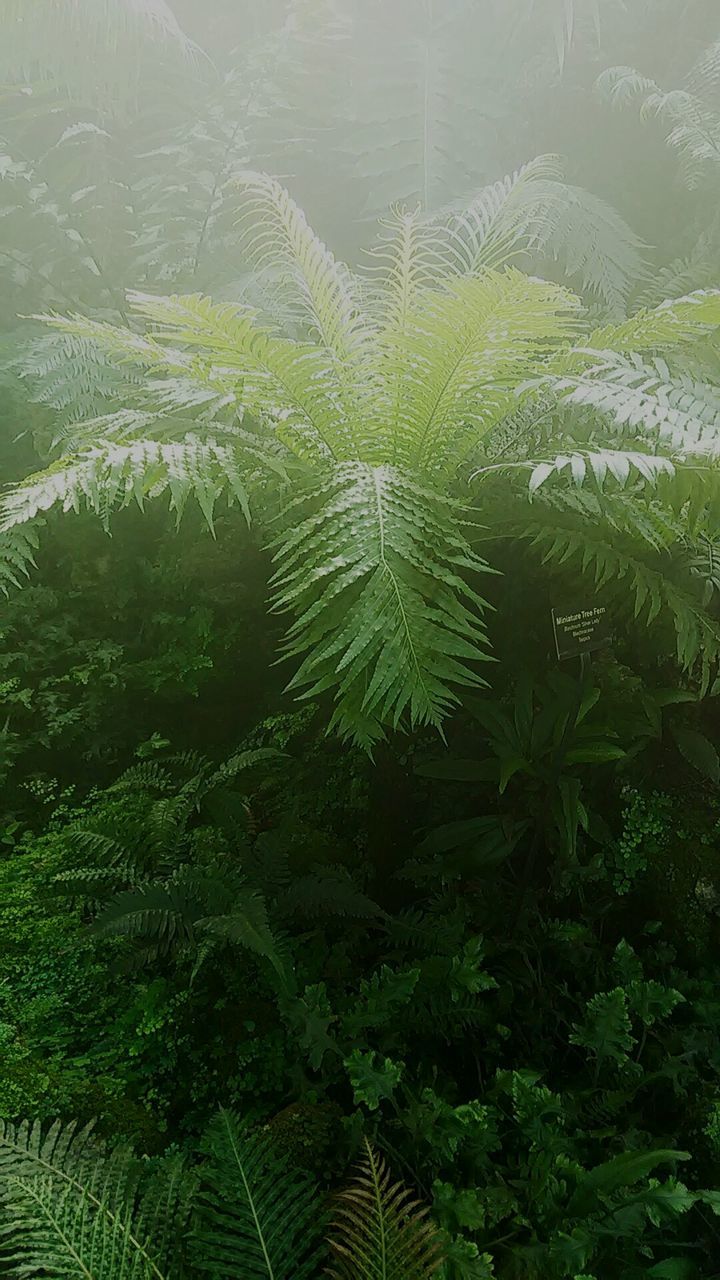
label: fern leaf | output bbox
[0,525,38,593]
[272,463,493,748]
[0,1118,174,1279]
[381,268,580,478]
[197,891,292,987]
[551,352,720,457]
[435,155,644,310]
[234,171,366,368]
[527,450,675,495]
[191,1109,325,1279]
[0,437,254,534]
[327,1138,443,1280]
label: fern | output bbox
[272,464,493,747]
[327,1138,443,1280]
[0,1118,192,1279]
[6,181,720,743]
[0,525,38,594]
[435,154,645,312]
[0,436,254,532]
[597,57,720,190]
[191,1108,326,1279]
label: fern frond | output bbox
[0,436,254,534]
[597,65,720,188]
[526,450,675,496]
[435,156,644,310]
[13,333,144,443]
[632,240,720,312]
[125,291,362,462]
[93,875,203,952]
[561,291,720,358]
[551,352,720,457]
[191,1109,325,1279]
[0,1118,174,1280]
[272,464,493,748]
[437,155,568,274]
[0,525,38,593]
[197,891,291,986]
[327,1138,443,1280]
[234,171,367,367]
[376,268,579,478]
[367,207,448,330]
[275,867,384,922]
[596,65,662,111]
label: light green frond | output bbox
[0,436,254,534]
[388,269,580,478]
[233,172,367,368]
[327,1138,443,1280]
[632,241,720,312]
[527,449,675,496]
[126,292,360,462]
[368,207,448,331]
[192,1109,325,1279]
[434,156,644,310]
[555,291,720,363]
[552,351,720,456]
[273,463,492,749]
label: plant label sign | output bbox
[552,605,612,661]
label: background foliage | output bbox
[2,1,720,1277]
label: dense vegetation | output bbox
[3,1,720,1275]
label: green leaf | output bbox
[580,1149,690,1197]
[344,1050,403,1112]
[672,726,720,783]
[647,1260,699,1279]
[569,988,635,1063]
[192,1109,325,1279]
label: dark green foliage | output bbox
[192,1108,326,1278]
[3,4,720,1280]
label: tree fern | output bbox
[327,1138,443,1280]
[191,1108,326,1279]
[6,180,720,743]
[272,463,493,747]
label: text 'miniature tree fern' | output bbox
[3,171,720,746]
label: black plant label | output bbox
[552,605,612,661]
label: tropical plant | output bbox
[191,1108,327,1278]
[0,1116,195,1278]
[328,1137,443,1279]
[3,171,720,746]
[0,1112,441,1280]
